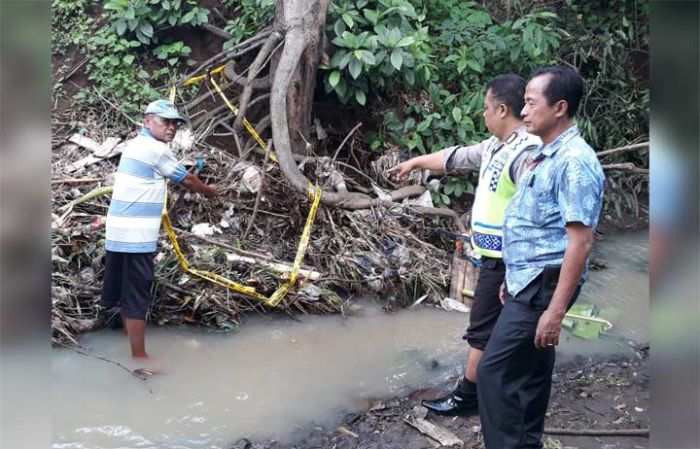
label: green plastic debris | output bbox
[563,303,614,340]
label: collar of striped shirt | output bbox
[140,127,155,139]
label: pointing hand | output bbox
[386,161,415,181]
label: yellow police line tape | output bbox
[165,64,321,306]
[161,183,322,307]
[169,65,278,162]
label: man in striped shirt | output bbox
[102,100,217,360]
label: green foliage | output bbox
[322,0,562,205]
[221,0,276,50]
[556,0,648,152]
[59,0,210,116]
[52,0,94,52]
[153,41,194,66]
[552,0,649,218]
[103,0,208,45]
[322,0,647,212]
[323,0,433,105]
[77,29,161,112]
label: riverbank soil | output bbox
[241,348,649,449]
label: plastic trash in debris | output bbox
[299,283,322,301]
[406,190,434,208]
[562,303,614,340]
[427,178,441,192]
[241,166,262,193]
[371,183,393,202]
[171,128,194,152]
[383,237,410,267]
[367,278,383,292]
[191,223,217,236]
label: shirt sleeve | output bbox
[556,158,604,227]
[508,145,538,184]
[442,138,489,172]
[154,148,188,183]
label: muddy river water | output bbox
[52,232,648,449]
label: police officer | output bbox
[389,74,540,416]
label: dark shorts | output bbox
[463,257,506,350]
[101,251,155,320]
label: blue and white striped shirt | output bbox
[105,128,187,253]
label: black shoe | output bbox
[422,378,478,417]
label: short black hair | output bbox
[529,66,584,118]
[486,74,526,119]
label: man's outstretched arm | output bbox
[387,151,446,180]
[387,141,486,181]
[179,172,218,197]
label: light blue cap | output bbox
[144,99,185,121]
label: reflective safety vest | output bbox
[471,131,537,258]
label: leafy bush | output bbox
[323,0,562,205]
[322,0,647,213]
[549,0,649,218]
[323,0,433,105]
[554,0,648,151]
[65,0,209,115]
[52,0,94,53]
[221,0,276,50]
[76,29,161,113]
[104,0,209,45]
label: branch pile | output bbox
[51,102,454,345]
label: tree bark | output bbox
[273,0,330,154]
[233,31,284,132]
[269,0,433,210]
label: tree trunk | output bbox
[272,0,330,154]
[269,0,433,210]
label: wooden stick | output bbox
[412,205,468,234]
[55,59,87,85]
[200,23,233,40]
[336,426,359,438]
[404,416,463,447]
[332,122,363,162]
[242,141,271,239]
[233,31,284,132]
[178,30,271,87]
[601,162,649,174]
[54,341,154,394]
[597,142,648,158]
[544,427,649,437]
[51,178,102,185]
[179,229,321,280]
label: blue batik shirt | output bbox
[502,125,605,296]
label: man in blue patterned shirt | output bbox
[476,67,605,449]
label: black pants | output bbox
[101,251,155,320]
[463,257,505,350]
[477,269,580,449]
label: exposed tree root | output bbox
[234,31,284,131]
[223,61,271,90]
